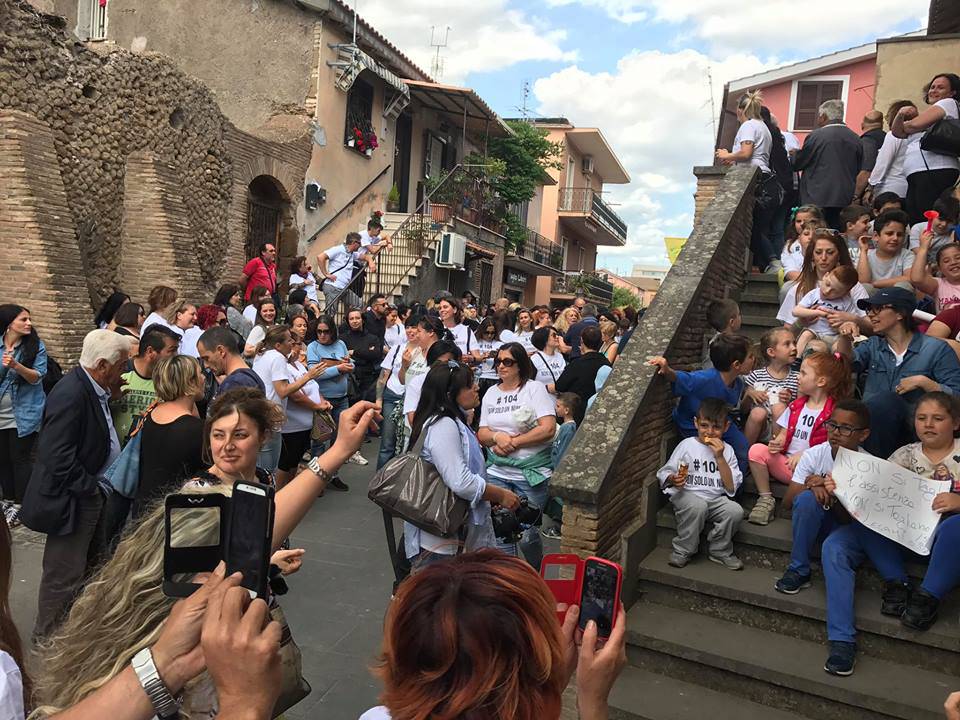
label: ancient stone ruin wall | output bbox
[0,0,231,307]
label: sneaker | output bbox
[824,641,856,676]
[2,503,20,529]
[764,260,784,273]
[708,554,744,571]
[775,569,812,595]
[901,588,940,630]
[328,476,349,491]
[347,450,369,466]
[748,495,776,526]
[667,552,689,568]
[880,580,911,617]
[540,525,562,539]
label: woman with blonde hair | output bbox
[32,388,377,719]
[716,90,780,272]
[598,317,619,363]
[553,306,578,356]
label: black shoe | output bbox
[824,641,856,676]
[329,476,349,491]
[901,588,940,631]
[880,580,911,617]
[775,569,812,595]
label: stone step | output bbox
[638,546,960,673]
[741,313,782,330]
[740,300,781,320]
[607,665,808,720]
[626,603,954,720]
[747,272,781,284]
[741,287,782,305]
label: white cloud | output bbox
[353,0,577,83]
[533,48,774,267]
[542,0,928,53]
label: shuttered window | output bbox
[793,81,843,131]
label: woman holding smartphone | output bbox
[405,364,519,570]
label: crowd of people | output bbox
[0,204,642,717]
[651,71,960,680]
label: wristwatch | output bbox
[131,647,182,719]
[308,456,332,484]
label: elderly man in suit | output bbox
[23,329,131,639]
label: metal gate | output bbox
[246,199,280,260]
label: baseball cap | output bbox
[855,287,916,314]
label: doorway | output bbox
[393,113,413,213]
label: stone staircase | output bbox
[608,479,959,719]
[739,272,782,341]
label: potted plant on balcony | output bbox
[386,184,401,212]
[348,126,362,148]
[364,129,379,157]
[424,176,453,224]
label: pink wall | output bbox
[754,57,878,144]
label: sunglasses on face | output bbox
[317,328,332,335]
[865,304,895,316]
[493,357,517,367]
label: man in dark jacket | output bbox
[362,294,388,343]
[563,303,599,360]
[555,326,611,426]
[22,329,131,639]
[794,99,864,230]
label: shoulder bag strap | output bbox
[260,258,277,293]
[535,352,558,383]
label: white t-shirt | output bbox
[402,373,427,422]
[283,360,321,433]
[733,118,772,172]
[795,287,862,335]
[791,441,835,484]
[446,323,478,358]
[142,312,171,333]
[474,338,501,380]
[325,244,358,289]
[778,281,868,325]
[903,98,960,177]
[246,324,266,349]
[289,272,319,304]
[530,350,566,388]
[252,349,288,409]
[499,328,521,345]
[0,652,23,720]
[357,229,384,257]
[656,436,742,499]
[380,343,405,395]
[781,240,804,274]
[179,326,202,358]
[403,347,429,385]
[384,323,404,350]
[869,133,908,198]
[908,221,954,254]
[479,380,556,483]
[242,304,257,324]
[515,329,535,353]
[776,404,821,455]
[359,707,391,720]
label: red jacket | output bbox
[783,395,835,454]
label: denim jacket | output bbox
[854,333,960,399]
[0,339,48,436]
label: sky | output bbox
[355,0,930,274]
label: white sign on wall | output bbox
[831,448,950,556]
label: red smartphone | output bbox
[540,553,583,624]
[578,557,623,639]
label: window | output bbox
[76,0,108,40]
[792,80,843,131]
[344,78,374,152]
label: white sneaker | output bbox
[748,495,776,525]
[347,450,369,466]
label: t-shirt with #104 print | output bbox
[479,380,556,484]
[776,404,820,454]
[531,351,566,389]
[656,436,742,500]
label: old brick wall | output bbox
[552,165,756,576]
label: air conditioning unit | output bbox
[436,232,466,269]
[581,155,595,174]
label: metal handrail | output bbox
[510,228,564,271]
[558,187,628,241]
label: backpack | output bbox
[42,356,63,395]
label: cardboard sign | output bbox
[831,448,950,555]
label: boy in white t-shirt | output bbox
[792,265,862,354]
[656,398,744,570]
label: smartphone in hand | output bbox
[225,480,276,600]
[578,557,623,640]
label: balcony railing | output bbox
[510,228,564,272]
[558,187,628,242]
[551,271,614,304]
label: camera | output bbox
[491,496,542,542]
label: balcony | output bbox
[558,187,628,246]
[505,228,565,277]
[551,271,614,305]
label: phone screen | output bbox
[163,494,226,597]
[226,485,272,597]
[579,561,619,637]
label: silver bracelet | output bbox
[131,648,182,719]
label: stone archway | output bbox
[245,174,298,289]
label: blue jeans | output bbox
[822,522,907,643]
[257,432,282,475]
[922,514,960,599]
[862,391,916,459]
[787,490,834,576]
[488,473,549,569]
[377,388,403,470]
[310,395,349,457]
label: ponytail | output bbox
[737,90,763,121]
[805,351,852,399]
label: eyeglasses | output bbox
[218,319,228,326]
[824,420,866,437]
[317,328,332,335]
[865,304,895,316]
[493,357,517,367]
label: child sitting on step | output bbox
[747,351,851,526]
[792,265,862,354]
[743,327,799,444]
[656,398,744,570]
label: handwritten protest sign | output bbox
[831,448,950,555]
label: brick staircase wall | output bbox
[551,164,757,597]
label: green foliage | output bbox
[489,121,563,206]
[387,183,400,204]
[611,285,642,310]
[503,213,527,253]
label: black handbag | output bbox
[368,418,470,538]
[920,100,960,157]
[754,170,784,212]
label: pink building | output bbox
[716,37,918,151]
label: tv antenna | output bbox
[513,80,532,120]
[704,66,717,140]
[430,26,450,80]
